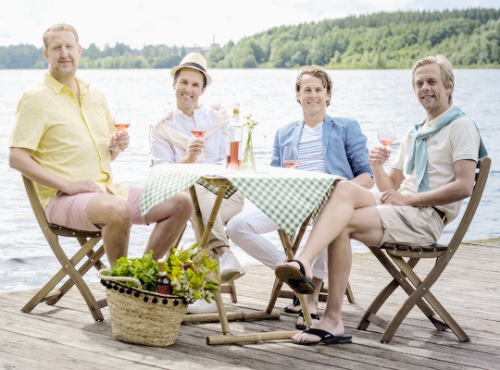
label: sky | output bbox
[1,0,498,49]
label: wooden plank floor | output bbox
[1,238,499,370]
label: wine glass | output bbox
[191,117,208,139]
[378,121,396,168]
[113,108,131,152]
[191,129,206,139]
[283,146,299,169]
[191,121,208,160]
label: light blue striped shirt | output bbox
[297,122,329,173]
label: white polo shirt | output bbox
[393,108,480,222]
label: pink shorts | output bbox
[44,186,147,231]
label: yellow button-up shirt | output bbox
[9,72,128,208]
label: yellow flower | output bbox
[163,242,219,303]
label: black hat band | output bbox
[180,62,206,73]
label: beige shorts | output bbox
[44,186,147,231]
[373,192,445,247]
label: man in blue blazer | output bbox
[226,65,373,329]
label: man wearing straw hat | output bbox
[150,53,245,313]
[9,23,192,266]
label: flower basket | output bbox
[97,268,188,347]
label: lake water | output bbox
[1,68,499,293]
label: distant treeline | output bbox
[0,42,186,69]
[1,8,499,70]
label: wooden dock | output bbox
[1,238,499,370]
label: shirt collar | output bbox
[43,71,90,95]
[175,103,204,119]
[423,106,454,129]
[303,120,324,133]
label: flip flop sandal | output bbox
[284,295,301,314]
[291,328,352,345]
[275,260,315,295]
[284,280,325,314]
[295,311,320,330]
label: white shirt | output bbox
[297,122,328,173]
[150,104,227,165]
[394,108,480,222]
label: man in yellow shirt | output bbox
[9,23,192,264]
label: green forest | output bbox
[1,8,499,70]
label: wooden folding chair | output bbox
[266,212,355,322]
[358,156,491,343]
[20,175,107,321]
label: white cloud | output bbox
[0,0,498,49]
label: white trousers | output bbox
[226,202,328,280]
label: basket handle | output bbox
[97,268,143,290]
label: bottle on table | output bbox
[226,103,242,170]
[156,258,172,295]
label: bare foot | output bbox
[284,296,301,313]
[275,259,315,294]
[291,317,345,344]
[296,312,319,329]
[284,259,313,281]
[294,278,322,327]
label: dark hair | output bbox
[174,68,207,89]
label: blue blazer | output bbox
[270,115,372,179]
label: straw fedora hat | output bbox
[170,52,212,87]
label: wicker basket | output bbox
[97,269,188,347]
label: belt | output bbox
[431,206,447,223]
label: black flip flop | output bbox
[284,280,324,314]
[295,311,320,330]
[284,295,301,314]
[275,260,315,295]
[291,328,352,345]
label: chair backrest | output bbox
[149,125,154,167]
[22,175,53,237]
[447,156,491,253]
[22,175,101,238]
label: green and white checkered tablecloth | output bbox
[140,164,341,235]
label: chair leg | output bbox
[391,255,448,331]
[345,282,355,303]
[48,243,106,306]
[266,277,285,314]
[391,255,469,341]
[46,234,104,321]
[214,289,231,334]
[21,237,102,314]
[358,248,411,330]
[379,253,469,343]
[228,281,238,303]
[358,278,399,331]
[21,265,69,314]
[358,248,438,333]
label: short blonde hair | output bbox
[412,55,454,104]
[295,65,332,106]
[43,23,79,49]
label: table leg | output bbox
[188,180,316,344]
[188,184,233,335]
